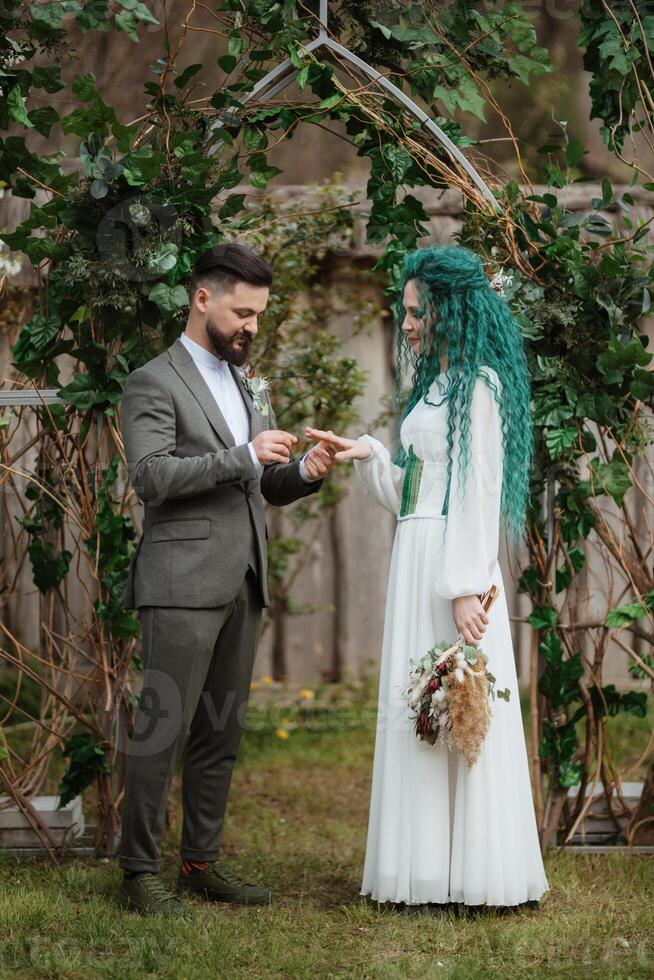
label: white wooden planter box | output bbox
[0,795,85,849]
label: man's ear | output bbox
[193,285,210,314]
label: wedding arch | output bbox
[0,0,652,857]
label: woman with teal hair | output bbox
[306,244,549,908]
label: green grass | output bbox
[1,701,653,978]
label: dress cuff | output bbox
[247,440,264,475]
[355,434,376,461]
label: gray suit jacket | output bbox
[120,336,322,610]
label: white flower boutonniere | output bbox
[239,365,270,417]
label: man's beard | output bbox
[206,319,252,367]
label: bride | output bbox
[306,244,550,908]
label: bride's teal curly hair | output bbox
[392,244,534,553]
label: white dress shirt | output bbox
[180,332,315,483]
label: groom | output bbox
[116,242,335,915]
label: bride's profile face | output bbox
[401,278,435,356]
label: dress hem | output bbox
[359,884,551,907]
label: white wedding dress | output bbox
[353,366,550,906]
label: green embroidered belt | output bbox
[399,444,450,518]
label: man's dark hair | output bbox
[188,242,273,301]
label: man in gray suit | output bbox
[115,243,334,915]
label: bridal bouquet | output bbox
[402,585,510,770]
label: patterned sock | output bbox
[182,859,208,875]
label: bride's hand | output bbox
[451,595,490,647]
[304,426,373,461]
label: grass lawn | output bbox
[0,688,653,979]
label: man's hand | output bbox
[304,426,373,461]
[452,594,489,647]
[303,440,336,481]
[252,429,298,464]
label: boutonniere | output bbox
[239,365,270,417]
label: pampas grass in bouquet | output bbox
[402,585,510,770]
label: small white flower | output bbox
[489,269,513,297]
[454,668,465,684]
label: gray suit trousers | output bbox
[117,544,262,872]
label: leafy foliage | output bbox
[57,732,111,809]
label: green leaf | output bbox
[31,2,66,30]
[28,105,60,137]
[384,145,413,183]
[32,63,66,93]
[28,539,72,593]
[148,283,188,315]
[631,366,654,401]
[369,19,392,40]
[558,211,582,228]
[297,65,310,90]
[20,314,61,352]
[565,139,586,167]
[218,193,246,219]
[57,372,101,411]
[589,684,648,719]
[243,126,267,151]
[57,732,111,808]
[90,178,109,198]
[147,242,178,274]
[218,54,238,73]
[173,63,202,89]
[538,645,583,708]
[602,178,613,205]
[118,0,158,27]
[605,601,648,628]
[589,457,632,506]
[249,164,282,189]
[528,606,558,630]
[543,162,566,188]
[597,335,652,384]
[319,93,342,110]
[72,72,98,102]
[228,32,245,58]
[546,426,578,458]
[7,87,34,128]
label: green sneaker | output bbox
[116,872,189,916]
[177,861,271,905]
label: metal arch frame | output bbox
[206,0,501,213]
[0,390,63,406]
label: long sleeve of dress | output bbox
[435,371,504,600]
[352,434,404,515]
